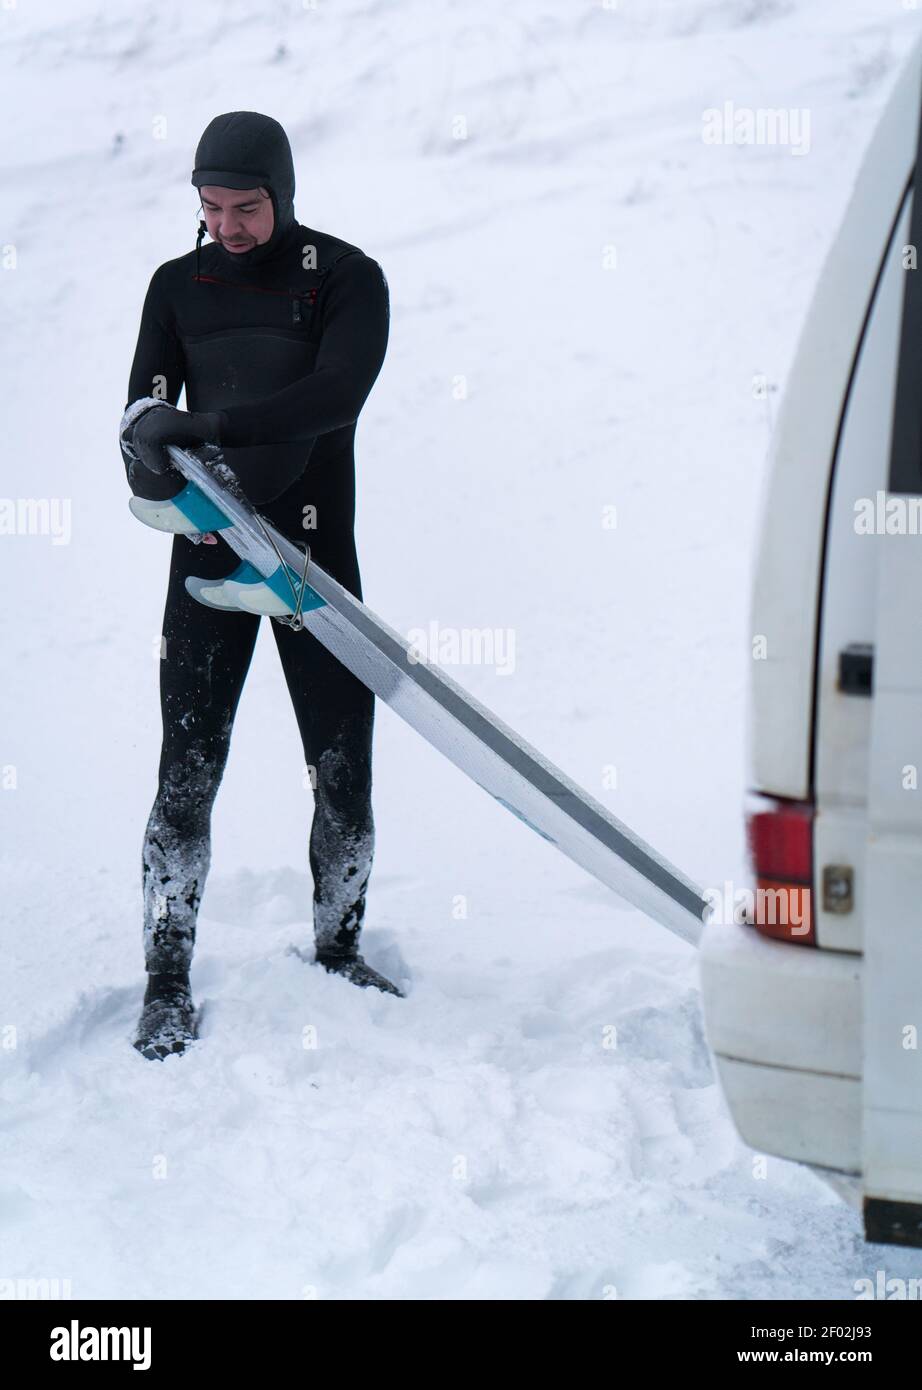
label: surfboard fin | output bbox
[129,483,232,536]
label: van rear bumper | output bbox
[713,1056,860,1174]
[700,919,861,1175]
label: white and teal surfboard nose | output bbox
[129,483,232,535]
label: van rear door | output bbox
[862,78,922,1247]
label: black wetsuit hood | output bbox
[191,111,298,274]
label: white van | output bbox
[700,36,922,1248]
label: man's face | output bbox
[199,185,275,254]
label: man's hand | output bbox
[129,404,226,475]
[126,454,186,502]
[120,399,224,537]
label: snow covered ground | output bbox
[2,0,921,1299]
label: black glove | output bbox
[126,455,188,502]
[130,405,226,475]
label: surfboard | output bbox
[128,429,707,946]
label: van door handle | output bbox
[838,642,873,696]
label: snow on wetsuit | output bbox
[124,210,389,975]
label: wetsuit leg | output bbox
[269,532,375,958]
[143,535,260,973]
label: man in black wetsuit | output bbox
[120,111,398,1061]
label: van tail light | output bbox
[744,794,815,945]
